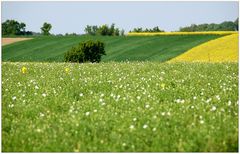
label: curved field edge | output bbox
[2,35,222,62]
[169,34,238,62]
[2,38,33,46]
[2,62,238,152]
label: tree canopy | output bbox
[84,24,124,36]
[130,26,165,33]
[2,20,27,35]
[41,22,52,35]
[179,19,238,32]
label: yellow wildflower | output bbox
[21,66,27,74]
[161,83,165,89]
[65,67,70,73]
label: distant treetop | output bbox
[84,23,125,36]
[41,22,52,35]
[129,26,165,33]
[179,19,238,32]
[2,19,31,36]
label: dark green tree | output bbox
[84,25,92,35]
[2,20,26,35]
[179,20,237,32]
[120,29,125,36]
[131,27,164,33]
[64,40,106,63]
[84,24,124,36]
[92,26,99,35]
[219,21,236,31]
[97,24,109,36]
[109,23,115,35]
[114,28,120,36]
[41,22,52,35]
[234,18,238,31]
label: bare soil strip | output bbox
[2,38,33,46]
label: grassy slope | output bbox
[2,62,238,152]
[2,35,221,62]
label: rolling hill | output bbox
[2,35,222,62]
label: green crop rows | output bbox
[2,35,221,62]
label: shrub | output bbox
[64,40,106,63]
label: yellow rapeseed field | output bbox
[169,34,238,62]
[128,31,237,36]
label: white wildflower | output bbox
[42,93,47,97]
[206,98,212,103]
[39,113,45,117]
[216,95,220,100]
[228,101,231,106]
[211,106,217,111]
[8,104,14,108]
[85,112,90,116]
[99,98,104,103]
[12,96,17,100]
[200,120,204,124]
[143,124,148,129]
[180,99,185,103]
[129,125,134,129]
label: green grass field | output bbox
[2,35,221,62]
[2,62,238,152]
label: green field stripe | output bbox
[2,35,221,62]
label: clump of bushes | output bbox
[64,40,106,63]
[84,23,125,36]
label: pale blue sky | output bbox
[2,1,239,34]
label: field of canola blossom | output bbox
[127,31,237,36]
[170,34,238,62]
[2,62,238,152]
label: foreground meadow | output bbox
[2,62,238,152]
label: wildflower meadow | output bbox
[2,62,238,152]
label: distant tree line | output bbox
[84,24,125,36]
[179,18,238,32]
[2,18,239,36]
[2,20,31,35]
[2,19,52,36]
[129,26,165,33]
